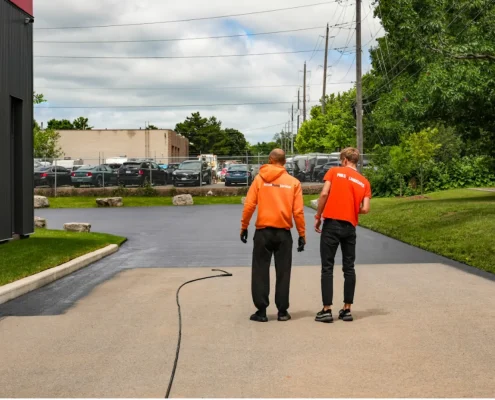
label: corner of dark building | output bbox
[0,0,34,241]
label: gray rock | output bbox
[96,197,123,207]
[310,199,318,209]
[34,216,47,228]
[34,195,50,209]
[64,223,91,233]
[173,194,194,206]
[241,197,246,205]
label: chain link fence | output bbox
[34,153,370,195]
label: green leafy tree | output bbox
[175,112,249,155]
[406,128,442,194]
[389,144,412,196]
[33,92,46,105]
[33,120,63,158]
[73,116,92,130]
[363,0,495,157]
[47,119,74,130]
[212,128,250,156]
[148,124,158,130]
[250,141,278,155]
[175,112,223,154]
[296,92,356,153]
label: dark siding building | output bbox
[0,0,34,241]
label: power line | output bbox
[34,101,320,109]
[35,100,322,110]
[243,122,287,132]
[34,25,342,44]
[34,48,357,60]
[35,1,343,30]
[34,82,355,91]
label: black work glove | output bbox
[297,236,306,252]
[240,229,248,244]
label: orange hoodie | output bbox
[241,164,306,238]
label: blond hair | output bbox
[340,147,360,164]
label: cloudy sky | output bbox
[33,0,384,144]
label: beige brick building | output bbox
[56,129,189,164]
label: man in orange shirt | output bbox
[314,147,371,323]
[241,149,306,322]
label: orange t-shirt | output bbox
[322,166,371,227]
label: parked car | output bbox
[225,164,253,186]
[34,166,72,187]
[316,160,341,182]
[164,163,180,184]
[71,165,118,187]
[173,160,212,187]
[117,161,167,187]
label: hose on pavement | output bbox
[165,269,233,398]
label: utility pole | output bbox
[322,23,329,114]
[356,0,364,172]
[297,89,300,137]
[291,103,294,155]
[303,62,307,122]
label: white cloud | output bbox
[33,0,383,143]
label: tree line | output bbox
[294,0,495,196]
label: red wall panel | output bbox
[9,0,33,16]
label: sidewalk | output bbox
[0,265,493,397]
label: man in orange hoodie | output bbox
[241,149,306,322]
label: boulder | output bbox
[173,194,194,206]
[64,223,91,233]
[34,216,47,228]
[241,197,247,205]
[34,195,49,209]
[310,199,318,209]
[96,197,123,207]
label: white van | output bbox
[55,159,84,170]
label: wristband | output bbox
[315,214,321,219]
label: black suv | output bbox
[173,160,212,187]
[117,161,167,187]
[164,163,180,184]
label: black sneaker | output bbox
[315,308,333,323]
[250,310,268,322]
[277,311,291,321]
[339,309,353,321]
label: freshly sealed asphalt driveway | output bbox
[0,205,471,317]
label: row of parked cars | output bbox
[285,153,371,183]
[33,159,219,188]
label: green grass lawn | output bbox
[49,195,321,208]
[0,229,126,286]
[306,189,495,274]
[48,196,247,208]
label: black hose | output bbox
[165,269,233,398]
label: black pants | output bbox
[252,228,293,313]
[320,219,357,306]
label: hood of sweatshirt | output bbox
[258,164,287,183]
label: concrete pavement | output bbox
[0,266,493,397]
